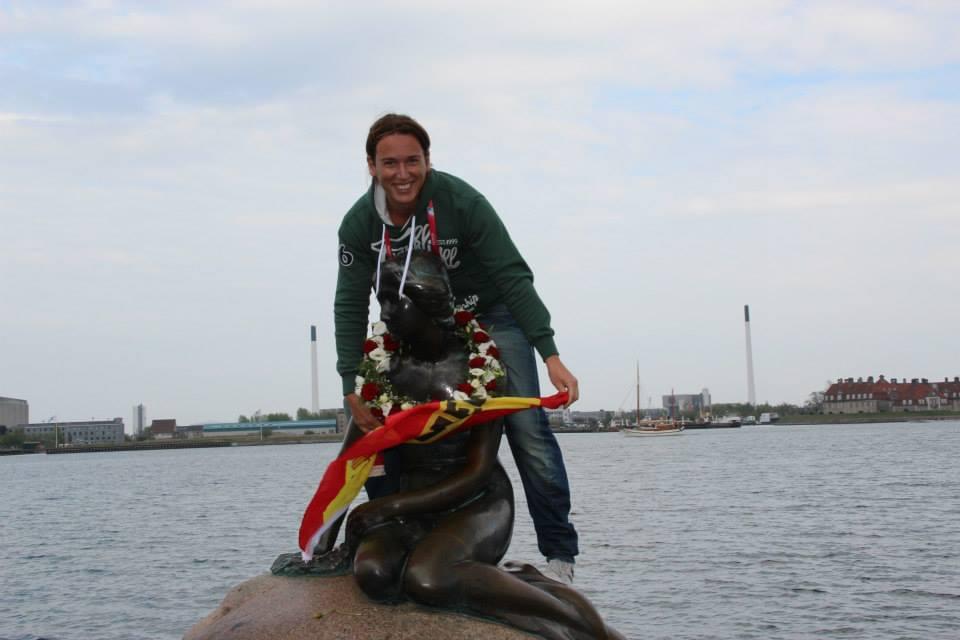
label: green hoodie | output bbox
[335,170,558,395]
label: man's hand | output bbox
[545,355,579,407]
[345,393,383,433]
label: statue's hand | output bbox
[345,501,393,542]
[270,544,352,577]
[307,544,351,574]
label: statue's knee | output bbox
[403,561,455,607]
[354,555,402,602]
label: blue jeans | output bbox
[479,305,579,562]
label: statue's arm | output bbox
[392,423,501,515]
[346,423,501,537]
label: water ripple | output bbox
[2,423,960,639]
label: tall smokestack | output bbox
[310,325,319,414]
[132,403,146,437]
[744,305,756,406]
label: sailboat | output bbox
[621,364,684,437]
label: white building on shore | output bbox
[0,397,29,430]
[19,418,125,446]
[662,388,712,416]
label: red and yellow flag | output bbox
[298,391,568,560]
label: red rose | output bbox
[469,356,486,368]
[363,339,379,354]
[457,382,474,394]
[485,379,498,391]
[382,334,400,351]
[388,404,402,415]
[472,330,490,344]
[370,407,384,422]
[487,345,500,359]
[361,382,380,401]
[454,310,474,326]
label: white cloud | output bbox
[1,1,958,420]
[666,178,960,220]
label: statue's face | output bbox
[378,253,455,334]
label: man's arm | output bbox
[466,195,578,405]
[334,223,374,393]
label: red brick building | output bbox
[149,419,177,439]
[823,376,960,414]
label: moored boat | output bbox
[621,363,685,436]
[713,415,743,428]
[684,418,741,429]
[622,422,684,436]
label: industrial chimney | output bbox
[310,325,320,414]
[744,305,756,407]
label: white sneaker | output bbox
[544,558,574,585]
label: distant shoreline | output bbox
[557,414,960,432]
[4,433,344,455]
[6,415,959,456]
[777,413,960,425]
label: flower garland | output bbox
[354,309,506,423]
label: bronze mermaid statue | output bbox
[279,252,624,640]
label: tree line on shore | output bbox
[0,407,342,450]
[236,407,340,423]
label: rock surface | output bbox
[183,573,534,640]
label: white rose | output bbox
[371,321,387,336]
[478,342,492,354]
[381,402,393,416]
[375,358,389,373]
[469,368,485,378]
[401,401,415,410]
[483,370,497,383]
[378,393,391,405]
[368,347,388,361]
[452,391,470,402]
[355,376,365,395]
[472,386,488,400]
[470,378,482,389]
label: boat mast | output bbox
[635,361,640,425]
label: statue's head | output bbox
[377,252,455,339]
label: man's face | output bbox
[367,133,428,215]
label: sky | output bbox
[2,1,959,427]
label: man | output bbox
[334,113,579,583]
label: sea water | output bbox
[2,421,959,639]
